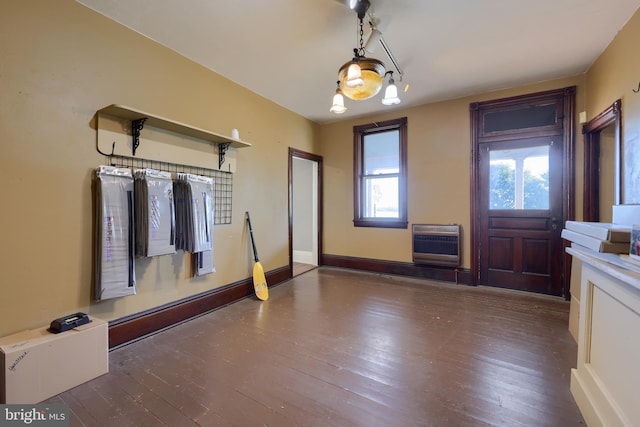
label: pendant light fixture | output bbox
[329,81,347,114]
[330,0,405,114]
[381,71,400,105]
[337,15,385,101]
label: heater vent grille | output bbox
[412,224,460,267]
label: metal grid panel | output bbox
[103,154,233,225]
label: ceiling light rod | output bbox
[365,20,403,81]
[379,36,403,80]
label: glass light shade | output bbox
[345,63,364,88]
[338,57,385,100]
[381,81,400,105]
[330,92,347,114]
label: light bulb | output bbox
[345,63,364,88]
[381,78,400,105]
[330,91,347,114]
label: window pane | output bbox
[489,146,549,210]
[363,131,399,175]
[364,176,398,218]
[483,104,557,133]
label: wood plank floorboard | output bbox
[293,262,316,277]
[45,267,585,426]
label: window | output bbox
[489,145,550,210]
[353,117,407,228]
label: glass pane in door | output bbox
[489,145,549,210]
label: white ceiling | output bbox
[76,0,640,124]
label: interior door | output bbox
[478,136,563,294]
[470,87,575,297]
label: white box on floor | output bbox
[0,317,108,404]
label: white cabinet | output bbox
[567,247,640,426]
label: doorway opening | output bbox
[582,99,622,222]
[289,148,323,277]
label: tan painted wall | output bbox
[320,75,586,267]
[586,7,640,204]
[1,0,637,339]
[0,0,319,337]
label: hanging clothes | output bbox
[174,173,215,276]
[194,249,215,276]
[94,166,136,301]
[174,173,214,253]
[134,169,176,257]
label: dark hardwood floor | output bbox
[293,262,316,277]
[45,267,585,426]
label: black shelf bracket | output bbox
[218,142,231,169]
[131,118,147,156]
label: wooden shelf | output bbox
[97,104,251,149]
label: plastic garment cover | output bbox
[134,169,176,257]
[94,166,136,301]
[194,249,215,276]
[174,173,215,275]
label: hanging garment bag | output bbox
[134,169,176,257]
[193,175,215,275]
[174,173,215,275]
[194,249,215,276]
[173,175,193,252]
[172,177,186,252]
[192,175,215,275]
[188,174,214,254]
[174,174,214,253]
[95,166,136,301]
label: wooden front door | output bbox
[478,136,563,294]
[471,88,575,297]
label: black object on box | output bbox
[48,312,91,333]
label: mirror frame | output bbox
[582,99,621,221]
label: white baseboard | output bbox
[293,250,315,265]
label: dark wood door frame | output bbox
[470,87,576,297]
[582,99,622,221]
[288,148,323,275]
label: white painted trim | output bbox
[293,250,315,265]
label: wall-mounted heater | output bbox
[412,224,460,267]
